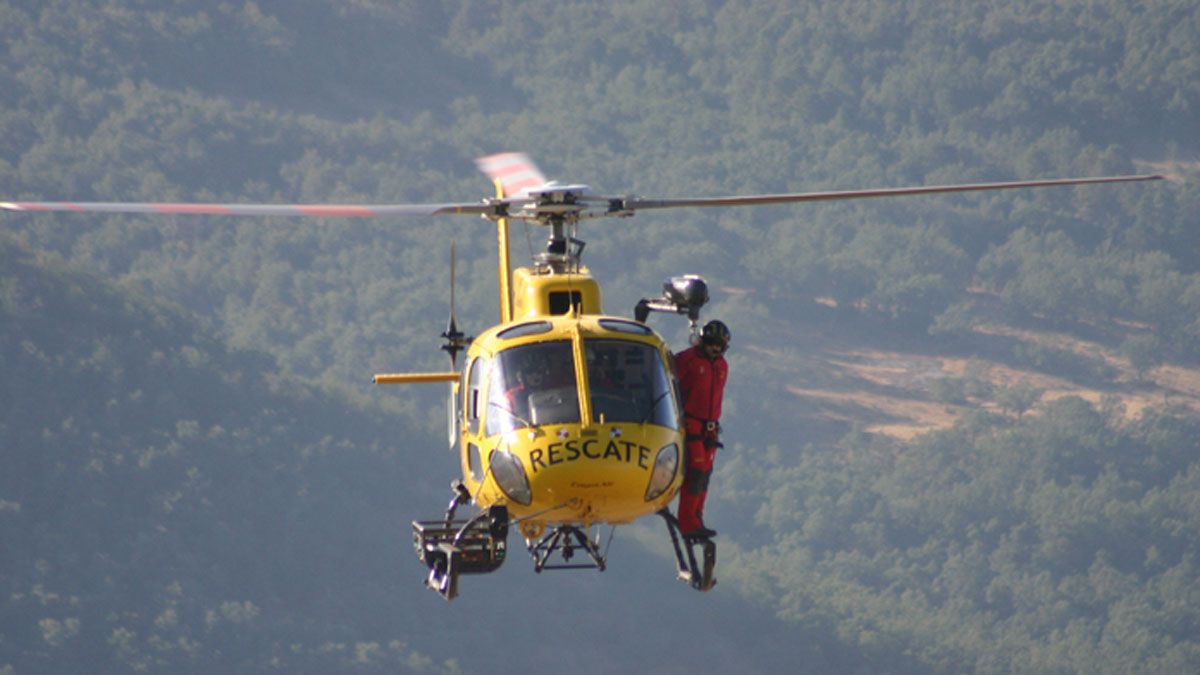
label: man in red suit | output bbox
[674,320,730,538]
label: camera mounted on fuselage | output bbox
[634,275,709,328]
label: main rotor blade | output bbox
[2,174,1163,222]
[0,200,495,218]
[623,174,1164,211]
[475,152,547,197]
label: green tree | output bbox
[996,381,1044,419]
[1122,333,1163,381]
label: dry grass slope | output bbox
[751,310,1200,441]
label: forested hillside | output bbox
[3,1,1199,672]
[0,236,446,671]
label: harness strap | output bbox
[685,415,720,433]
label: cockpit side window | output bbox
[585,339,679,427]
[465,356,485,435]
[486,341,580,435]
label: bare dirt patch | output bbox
[752,311,1200,441]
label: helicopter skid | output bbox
[528,525,608,572]
[412,505,509,601]
[658,509,716,592]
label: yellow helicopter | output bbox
[2,154,1162,599]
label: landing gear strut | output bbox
[528,525,608,572]
[658,509,716,591]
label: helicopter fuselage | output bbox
[455,295,684,540]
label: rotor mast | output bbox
[493,178,514,323]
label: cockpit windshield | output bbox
[484,338,678,434]
[487,341,579,435]
[585,339,678,427]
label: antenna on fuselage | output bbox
[441,241,470,369]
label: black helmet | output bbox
[700,320,731,350]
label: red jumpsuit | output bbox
[673,344,728,535]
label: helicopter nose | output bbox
[517,425,681,523]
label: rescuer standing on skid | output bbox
[673,320,730,538]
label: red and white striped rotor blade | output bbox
[474,152,547,197]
